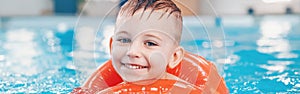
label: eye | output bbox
[117,38,131,43]
[145,41,158,46]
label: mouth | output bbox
[121,63,149,69]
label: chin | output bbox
[122,75,161,83]
[122,76,144,82]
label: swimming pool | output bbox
[0,15,299,93]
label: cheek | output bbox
[149,51,168,72]
[111,45,127,61]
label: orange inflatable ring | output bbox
[97,79,202,94]
[71,52,229,94]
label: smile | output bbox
[122,63,149,69]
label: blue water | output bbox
[221,16,300,93]
[0,15,299,93]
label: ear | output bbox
[168,46,184,68]
[109,37,113,54]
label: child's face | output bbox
[111,10,182,82]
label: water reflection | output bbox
[57,23,69,33]
[43,30,61,52]
[72,26,97,75]
[2,29,41,76]
[260,61,294,74]
[72,24,115,77]
[0,55,5,61]
[100,25,114,58]
[257,18,300,92]
[1,27,80,93]
[257,20,298,59]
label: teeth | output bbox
[124,64,147,69]
[125,64,140,69]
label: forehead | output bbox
[115,10,181,39]
[116,9,179,24]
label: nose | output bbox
[126,41,142,58]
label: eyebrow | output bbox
[115,31,128,35]
[144,34,162,41]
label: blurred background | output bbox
[0,0,299,93]
[0,0,300,16]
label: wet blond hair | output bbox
[118,0,183,42]
[120,0,181,19]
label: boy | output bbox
[112,0,184,83]
[72,0,228,93]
